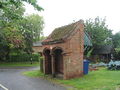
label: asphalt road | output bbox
[0,67,66,90]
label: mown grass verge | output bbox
[23,68,120,90]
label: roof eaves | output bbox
[42,39,64,45]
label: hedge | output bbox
[40,57,44,72]
[8,54,40,62]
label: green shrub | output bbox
[9,53,40,62]
[114,48,120,60]
[40,56,44,72]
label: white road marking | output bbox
[0,84,9,90]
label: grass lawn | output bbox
[0,62,39,67]
[23,70,45,77]
[23,68,120,90]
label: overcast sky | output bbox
[25,0,120,36]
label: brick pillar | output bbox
[79,20,84,74]
[51,54,55,77]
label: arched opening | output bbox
[43,49,52,74]
[53,48,63,75]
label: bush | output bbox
[114,48,120,60]
[40,56,44,72]
[107,61,120,70]
[8,53,40,62]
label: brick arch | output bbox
[52,47,64,75]
[43,48,52,74]
[52,47,63,53]
[43,47,51,54]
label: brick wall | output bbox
[63,23,84,79]
[33,46,43,53]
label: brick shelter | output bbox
[33,20,85,79]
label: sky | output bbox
[25,0,120,36]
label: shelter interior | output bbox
[43,48,63,77]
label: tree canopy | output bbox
[19,14,44,54]
[0,0,44,61]
[85,17,112,46]
[112,32,120,48]
[0,0,43,11]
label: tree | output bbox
[0,30,8,61]
[0,0,43,11]
[85,17,112,46]
[20,14,44,41]
[0,3,26,61]
[3,27,24,48]
[112,32,120,59]
[0,0,43,30]
[19,14,44,54]
[112,32,120,48]
[0,0,44,61]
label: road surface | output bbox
[0,67,66,90]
